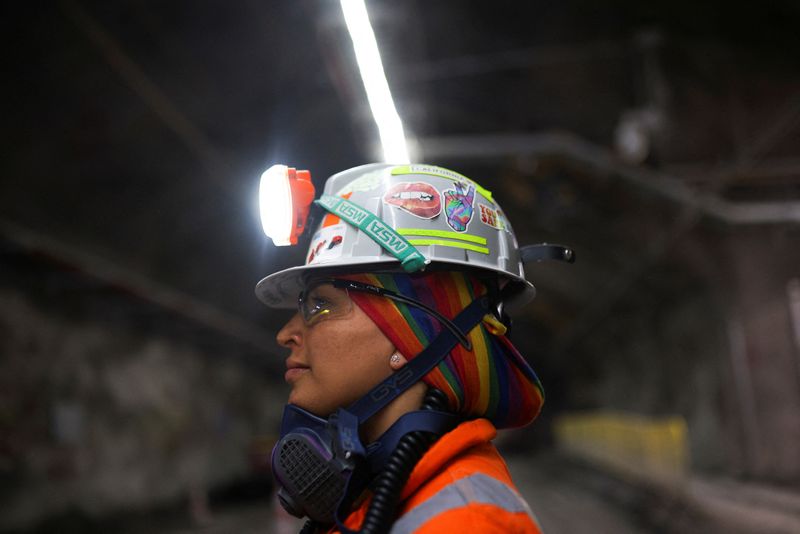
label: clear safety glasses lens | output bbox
[298,282,354,325]
[298,279,472,350]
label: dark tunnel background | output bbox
[2,1,800,532]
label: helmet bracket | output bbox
[520,243,576,264]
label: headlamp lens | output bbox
[259,164,293,246]
[259,164,315,246]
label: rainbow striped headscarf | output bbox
[343,271,544,429]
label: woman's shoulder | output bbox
[403,418,508,497]
[392,419,542,533]
[394,461,541,533]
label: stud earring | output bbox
[389,352,407,370]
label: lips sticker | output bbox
[383,182,441,219]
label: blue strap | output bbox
[331,408,365,461]
[347,296,489,424]
[334,296,488,534]
[335,410,460,534]
[366,410,459,473]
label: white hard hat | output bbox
[256,163,536,309]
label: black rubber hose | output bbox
[299,519,318,534]
[295,390,450,534]
[357,388,451,534]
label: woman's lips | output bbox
[285,368,309,382]
[285,360,310,383]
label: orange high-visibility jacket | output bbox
[328,418,542,533]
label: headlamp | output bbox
[259,164,316,246]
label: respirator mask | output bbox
[272,404,366,524]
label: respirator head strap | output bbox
[365,409,460,473]
[331,295,489,533]
[330,407,365,463]
[346,295,489,423]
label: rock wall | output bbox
[0,276,283,529]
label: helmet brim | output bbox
[255,257,535,311]
[255,257,401,309]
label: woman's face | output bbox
[275,281,395,417]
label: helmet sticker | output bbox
[391,164,494,203]
[478,203,504,230]
[443,182,475,232]
[335,169,384,196]
[399,228,490,254]
[383,181,442,219]
[320,192,352,228]
[307,223,346,265]
[496,209,513,233]
[327,235,343,249]
[406,238,489,255]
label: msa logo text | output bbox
[368,220,408,253]
[335,203,368,224]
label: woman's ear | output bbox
[389,351,408,370]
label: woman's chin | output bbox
[288,392,328,418]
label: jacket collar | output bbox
[400,418,496,500]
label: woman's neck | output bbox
[360,382,427,443]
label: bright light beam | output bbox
[340,0,410,163]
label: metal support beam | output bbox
[418,131,800,225]
[60,0,234,189]
[0,220,276,353]
[396,41,623,83]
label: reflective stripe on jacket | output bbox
[331,418,542,533]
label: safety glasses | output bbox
[297,278,472,350]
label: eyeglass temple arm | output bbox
[389,293,473,351]
[334,280,473,351]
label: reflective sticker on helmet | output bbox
[391,164,494,203]
[321,212,340,228]
[307,224,346,265]
[335,169,384,196]
[443,182,475,233]
[397,228,487,245]
[407,238,489,255]
[383,182,442,219]
[478,203,504,230]
[496,208,513,233]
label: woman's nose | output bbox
[276,312,304,348]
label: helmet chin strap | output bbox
[315,195,429,272]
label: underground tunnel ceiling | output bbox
[3,0,800,369]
